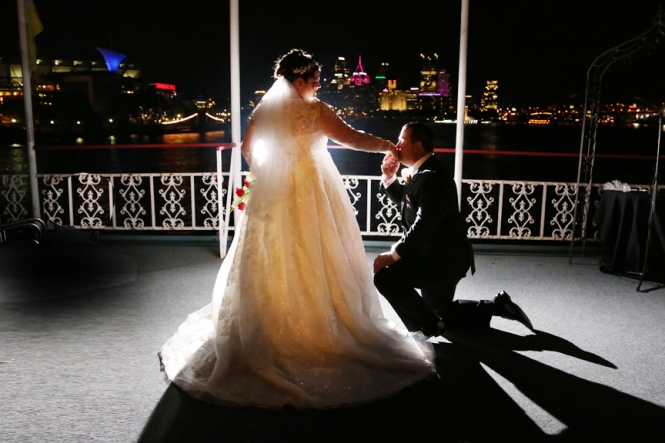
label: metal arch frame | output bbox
[637,113,663,292]
[569,9,665,261]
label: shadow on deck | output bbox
[1,234,665,442]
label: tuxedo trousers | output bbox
[374,259,494,331]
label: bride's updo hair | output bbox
[273,49,322,82]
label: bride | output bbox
[159,49,435,409]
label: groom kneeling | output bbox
[373,122,533,337]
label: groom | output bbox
[373,122,533,337]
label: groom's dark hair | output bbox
[404,122,434,153]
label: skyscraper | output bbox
[330,57,351,90]
[419,53,439,94]
[481,80,499,110]
[437,69,451,97]
[419,53,450,114]
[375,62,394,91]
[351,56,370,86]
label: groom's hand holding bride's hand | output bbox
[381,151,399,182]
[373,252,396,273]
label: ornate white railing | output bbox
[5,171,659,240]
[2,173,228,230]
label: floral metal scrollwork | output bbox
[200,173,223,229]
[1,175,28,222]
[119,175,146,228]
[507,183,535,238]
[343,177,361,216]
[466,181,495,238]
[159,175,186,228]
[77,173,105,229]
[42,175,66,228]
[550,184,576,240]
[375,187,401,235]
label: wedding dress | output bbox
[159,77,435,409]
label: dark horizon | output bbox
[2,1,665,108]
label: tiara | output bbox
[292,62,316,75]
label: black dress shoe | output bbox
[494,291,533,330]
[421,319,445,338]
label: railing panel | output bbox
[116,174,149,229]
[76,173,108,229]
[40,175,69,228]
[1,171,662,241]
[370,178,403,235]
[548,183,576,240]
[1,174,29,222]
[464,180,499,238]
[197,173,224,230]
[156,174,190,229]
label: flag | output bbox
[26,0,43,71]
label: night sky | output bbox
[2,0,665,108]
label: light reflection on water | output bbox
[162,131,227,144]
[8,148,28,174]
[36,130,230,147]
[0,125,660,183]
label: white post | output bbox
[229,0,242,211]
[454,0,470,210]
[17,0,41,219]
[217,147,230,258]
[220,0,242,258]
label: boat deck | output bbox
[1,237,664,442]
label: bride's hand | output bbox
[381,152,399,179]
[387,141,397,158]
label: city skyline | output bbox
[2,1,665,108]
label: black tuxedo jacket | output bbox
[384,155,474,286]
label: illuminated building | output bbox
[481,80,499,110]
[418,54,453,114]
[330,56,350,90]
[528,111,552,125]
[380,90,407,111]
[379,88,420,112]
[351,55,370,86]
[375,62,393,91]
[0,54,200,132]
[152,83,177,99]
[437,69,451,97]
[96,48,126,73]
[465,95,475,109]
[406,88,420,111]
[195,98,215,109]
[419,53,439,94]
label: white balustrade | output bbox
[1,171,661,241]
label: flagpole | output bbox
[17,0,41,220]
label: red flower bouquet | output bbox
[230,173,254,212]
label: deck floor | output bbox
[1,238,665,442]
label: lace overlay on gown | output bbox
[160,79,435,408]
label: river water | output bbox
[1,120,661,185]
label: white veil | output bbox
[209,76,301,327]
[246,76,301,202]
